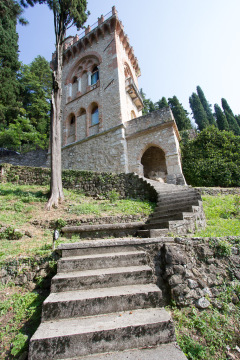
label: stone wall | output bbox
[196,187,240,196]
[0,164,157,201]
[0,149,48,167]
[142,237,240,308]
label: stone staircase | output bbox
[138,178,206,237]
[61,178,206,239]
[29,239,187,359]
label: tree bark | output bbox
[46,42,64,210]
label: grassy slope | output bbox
[0,183,239,359]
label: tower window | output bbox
[91,66,99,85]
[70,115,75,125]
[91,106,99,126]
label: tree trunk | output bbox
[46,42,64,210]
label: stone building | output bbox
[57,6,185,184]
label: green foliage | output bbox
[139,88,156,115]
[172,282,240,360]
[107,190,120,203]
[0,111,47,151]
[195,195,240,237]
[155,97,168,109]
[0,0,22,128]
[196,86,216,127]
[168,95,192,131]
[214,104,229,131]
[181,126,240,187]
[0,225,23,240]
[189,92,209,131]
[19,56,52,140]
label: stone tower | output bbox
[56,7,185,185]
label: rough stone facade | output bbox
[55,7,185,185]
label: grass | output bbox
[195,194,240,237]
[0,182,155,260]
[171,281,240,360]
[0,283,48,359]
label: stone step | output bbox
[29,308,175,360]
[62,222,144,239]
[151,205,194,218]
[42,284,163,321]
[62,342,187,360]
[137,229,171,238]
[143,221,169,230]
[148,213,184,224]
[51,265,153,292]
[58,251,147,272]
[157,189,197,198]
[157,193,200,204]
[155,198,200,211]
[59,238,174,258]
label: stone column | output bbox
[87,72,92,86]
[77,77,81,92]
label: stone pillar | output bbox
[112,6,117,15]
[77,77,81,92]
[98,15,104,25]
[85,25,91,35]
[68,83,72,98]
[87,72,92,86]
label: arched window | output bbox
[70,114,75,125]
[91,106,99,126]
[131,110,136,119]
[91,65,99,85]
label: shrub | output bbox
[181,126,240,187]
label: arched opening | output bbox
[131,110,136,119]
[91,65,99,85]
[91,105,99,126]
[141,146,167,181]
[67,114,76,144]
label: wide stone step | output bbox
[157,189,197,198]
[155,198,200,211]
[29,308,175,360]
[137,229,172,238]
[51,265,153,292]
[62,342,187,359]
[143,221,170,230]
[62,222,144,239]
[42,284,163,321]
[157,193,200,204]
[58,251,147,272]
[148,213,183,224]
[151,205,194,218]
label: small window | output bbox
[70,115,75,125]
[91,66,99,85]
[91,106,99,126]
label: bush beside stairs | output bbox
[29,238,187,359]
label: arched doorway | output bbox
[141,146,167,181]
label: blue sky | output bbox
[17,0,240,118]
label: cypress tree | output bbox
[225,111,240,136]
[221,98,235,117]
[214,104,229,131]
[197,86,216,126]
[189,93,209,131]
[0,0,23,128]
[155,97,168,109]
[168,96,192,131]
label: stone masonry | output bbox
[50,7,185,185]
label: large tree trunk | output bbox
[46,42,64,210]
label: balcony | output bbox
[125,77,144,111]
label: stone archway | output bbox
[141,146,167,181]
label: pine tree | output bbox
[189,93,209,131]
[196,86,216,126]
[155,97,168,109]
[214,104,229,131]
[140,89,156,115]
[0,0,24,128]
[235,115,240,127]
[168,96,192,131]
